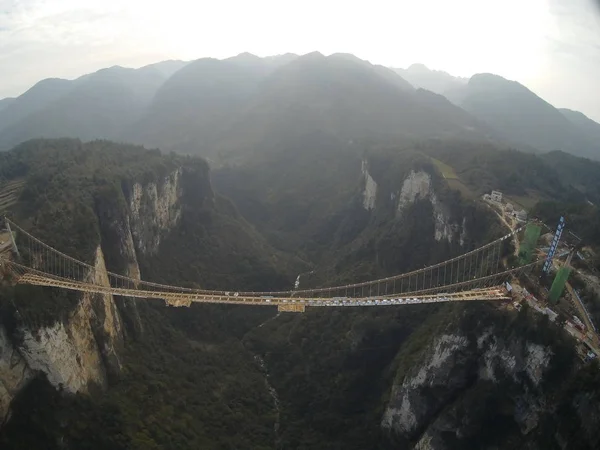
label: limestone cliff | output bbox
[97,167,186,336]
[380,305,588,449]
[0,246,122,421]
[127,168,183,255]
[395,170,464,244]
[0,327,32,425]
[0,165,190,422]
[382,331,553,439]
[361,160,378,211]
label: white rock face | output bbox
[408,334,469,389]
[397,170,433,213]
[396,170,463,244]
[382,394,416,432]
[361,160,377,210]
[20,316,104,393]
[129,168,183,254]
[525,343,552,386]
[88,247,123,368]
[382,334,468,433]
[415,433,434,450]
[122,217,142,280]
[382,326,557,445]
[459,217,467,246]
[480,340,517,381]
[0,169,185,419]
[0,327,33,421]
[14,246,123,396]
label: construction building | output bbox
[490,190,503,203]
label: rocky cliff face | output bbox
[380,306,582,449]
[128,168,183,255]
[98,166,187,337]
[0,328,32,425]
[362,160,378,211]
[395,170,464,244]
[0,246,120,421]
[0,166,188,422]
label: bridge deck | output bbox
[17,273,510,311]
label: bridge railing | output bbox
[3,218,531,300]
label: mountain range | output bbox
[1,53,599,161]
[2,53,600,448]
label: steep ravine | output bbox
[1,140,597,449]
[255,354,282,447]
[243,312,283,448]
[0,164,189,421]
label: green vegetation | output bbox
[427,156,477,199]
[429,156,458,179]
[504,193,540,210]
[0,139,195,325]
[139,191,305,292]
[452,73,600,160]
[0,179,24,214]
[532,201,600,270]
[1,138,185,262]
[1,45,599,450]
[418,139,582,202]
[0,302,278,450]
[0,66,173,151]
[245,304,438,449]
[1,135,598,449]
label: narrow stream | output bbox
[294,270,315,290]
[242,312,282,448]
[254,353,281,447]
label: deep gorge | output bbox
[0,139,599,449]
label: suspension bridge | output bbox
[0,218,541,312]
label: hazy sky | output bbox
[1,0,600,120]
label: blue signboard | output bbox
[543,216,565,273]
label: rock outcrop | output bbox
[128,168,183,255]
[0,166,189,421]
[382,316,562,449]
[395,170,464,244]
[0,327,32,424]
[361,160,377,211]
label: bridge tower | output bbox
[518,222,541,265]
[543,217,565,273]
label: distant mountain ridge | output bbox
[0,60,189,150]
[559,108,600,148]
[1,53,599,161]
[394,64,600,160]
[450,73,600,160]
[393,63,467,95]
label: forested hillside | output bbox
[0,53,493,158]
[0,139,304,448]
[0,131,599,449]
[447,74,600,160]
[1,51,600,449]
[3,53,600,161]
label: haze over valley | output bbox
[2,52,600,162]
[1,1,600,449]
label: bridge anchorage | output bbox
[0,218,542,312]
